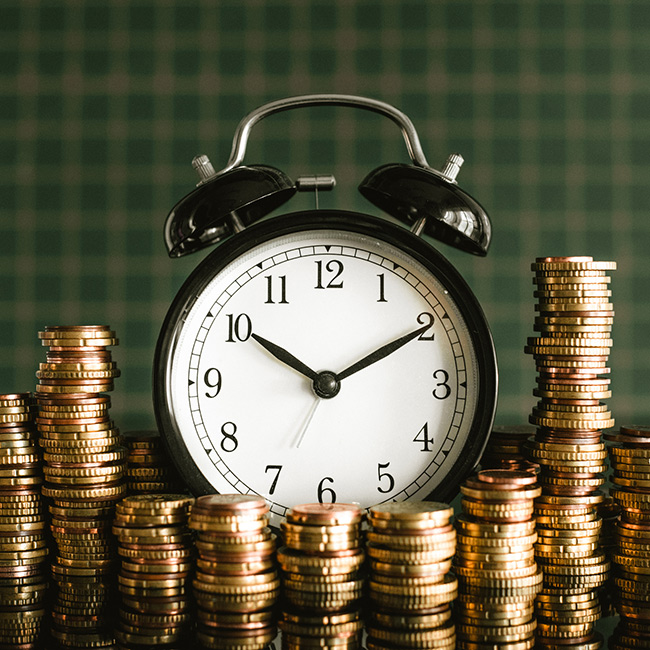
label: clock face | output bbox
[155,211,496,526]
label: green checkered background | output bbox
[1,0,649,430]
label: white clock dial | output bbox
[156,213,496,527]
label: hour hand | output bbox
[251,333,319,382]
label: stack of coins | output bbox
[123,431,185,495]
[188,494,278,650]
[113,494,194,647]
[606,424,650,648]
[523,257,614,648]
[480,424,540,474]
[0,392,48,647]
[278,503,364,649]
[365,502,456,650]
[35,325,125,648]
[453,469,542,650]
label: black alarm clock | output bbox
[153,95,498,526]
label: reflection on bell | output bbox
[359,162,492,256]
[163,165,296,258]
[441,208,483,239]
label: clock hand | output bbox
[251,333,319,382]
[337,323,430,381]
[294,396,321,449]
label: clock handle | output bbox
[221,94,434,174]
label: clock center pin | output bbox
[313,371,341,399]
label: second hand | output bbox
[294,397,321,449]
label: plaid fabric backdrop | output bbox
[1,0,649,429]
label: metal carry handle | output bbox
[222,94,431,173]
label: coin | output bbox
[287,503,362,526]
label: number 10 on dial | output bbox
[155,211,497,526]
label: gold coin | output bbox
[456,619,536,642]
[35,383,114,394]
[370,558,452,578]
[459,484,541,502]
[525,442,607,463]
[534,288,612,298]
[531,405,611,418]
[532,258,616,271]
[366,529,456,550]
[43,448,127,464]
[457,566,544,590]
[194,577,280,595]
[368,620,455,644]
[285,502,362,526]
[43,463,123,478]
[195,570,278,587]
[280,619,363,638]
[456,532,537,550]
[530,417,615,431]
[369,572,457,597]
[528,336,612,347]
[367,544,456,565]
[534,274,611,284]
[36,369,120,380]
[281,521,359,536]
[455,550,534,565]
[368,501,453,525]
[454,563,539,580]
[39,325,115,337]
[277,547,363,574]
[190,518,268,534]
[455,515,535,538]
[119,493,194,511]
[114,513,188,527]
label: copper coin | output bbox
[477,469,538,486]
[284,503,361,526]
[192,494,268,516]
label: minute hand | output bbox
[337,324,430,381]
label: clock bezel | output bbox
[153,209,498,505]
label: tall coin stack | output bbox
[113,494,195,648]
[35,324,125,649]
[523,256,615,648]
[0,392,48,648]
[453,469,542,650]
[188,494,279,650]
[278,503,364,649]
[365,502,457,650]
[123,431,185,495]
[606,424,650,649]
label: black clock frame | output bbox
[153,209,498,505]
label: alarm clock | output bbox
[154,95,498,526]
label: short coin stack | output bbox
[188,494,278,650]
[480,424,540,474]
[606,424,650,649]
[453,469,542,650]
[0,392,48,647]
[365,502,457,650]
[278,503,364,649]
[123,430,185,495]
[523,257,614,648]
[113,494,195,647]
[35,324,125,648]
